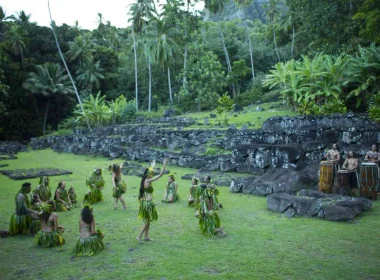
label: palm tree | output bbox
[148,18,178,104]
[128,0,156,111]
[14,10,31,25]
[264,0,281,62]
[5,25,28,60]
[23,63,74,135]
[66,35,94,65]
[47,0,90,129]
[69,20,82,33]
[76,59,105,92]
[0,6,15,41]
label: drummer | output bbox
[342,151,359,190]
[364,144,380,164]
[324,143,340,163]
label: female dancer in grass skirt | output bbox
[136,158,168,244]
[33,176,52,202]
[54,181,71,211]
[9,182,39,236]
[30,194,42,235]
[188,177,199,206]
[196,182,226,237]
[162,174,179,203]
[110,164,127,210]
[73,204,104,256]
[83,168,105,204]
[36,200,65,247]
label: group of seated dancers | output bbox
[7,158,226,256]
[320,143,380,199]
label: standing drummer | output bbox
[324,143,340,163]
[364,144,380,163]
[342,151,359,191]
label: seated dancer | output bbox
[342,151,359,192]
[110,163,127,210]
[324,143,341,163]
[33,176,52,202]
[83,168,105,204]
[36,200,65,247]
[196,183,226,237]
[137,159,168,244]
[30,194,42,235]
[9,182,39,236]
[204,175,222,209]
[162,174,179,203]
[188,177,199,207]
[68,187,78,207]
[54,181,72,211]
[73,204,104,256]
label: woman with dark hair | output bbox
[110,163,127,210]
[73,204,104,256]
[188,177,199,206]
[33,176,51,202]
[83,168,105,204]
[196,183,226,237]
[136,158,168,244]
[30,194,42,235]
[9,182,39,236]
[162,174,179,203]
[54,181,71,211]
[36,200,65,247]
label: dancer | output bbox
[54,181,72,211]
[9,182,39,236]
[73,204,104,256]
[68,187,78,207]
[196,183,226,237]
[36,201,65,247]
[110,164,127,210]
[33,176,52,202]
[30,194,42,235]
[137,158,168,244]
[204,175,222,209]
[188,177,199,206]
[84,168,105,204]
[162,174,179,203]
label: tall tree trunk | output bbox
[218,24,235,97]
[168,67,173,104]
[291,25,295,58]
[31,94,42,132]
[182,1,189,90]
[47,0,90,130]
[245,21,255,80]
[132,27,139,111]
[273,26,280,62]
[148,60,152,112]
[43,99,51,135]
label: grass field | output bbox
[0,149,379,280]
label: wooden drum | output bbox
[319,161,335,193]
[336,170,351,196]
[360,163,378,201]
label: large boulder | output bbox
[322,205,357,221]
[293,196,319,217]
[267,193,295,213]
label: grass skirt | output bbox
[138,200,158,223]
[162,190,180,203]
[83,189,104,204]
[113,181,126,198]
[8,213,31,236]
[198,210,221,237]
[30,219,41,235]
[73,230,104,256]
[54,201,68,212]
[36,230,65,247]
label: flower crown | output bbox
[147,160,156,176]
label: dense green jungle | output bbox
[0,0,380,141]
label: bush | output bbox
[121,100,137,122]
[320,99,347,114]
[234,87,262,106]
[297,101,320,115]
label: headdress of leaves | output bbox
[169,173,175,181]
[83,203,93,212]
[148,160,156,176]
[193,177,199,184]
[40,202,52,213]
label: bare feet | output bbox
[144,237,153,241]
[136,237,143,244]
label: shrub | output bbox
[320,99,347,114]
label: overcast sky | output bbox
[1,0,138,30]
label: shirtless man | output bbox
[324,143,340,163]
[365,144,380,164]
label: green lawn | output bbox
[0,149,379,280]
